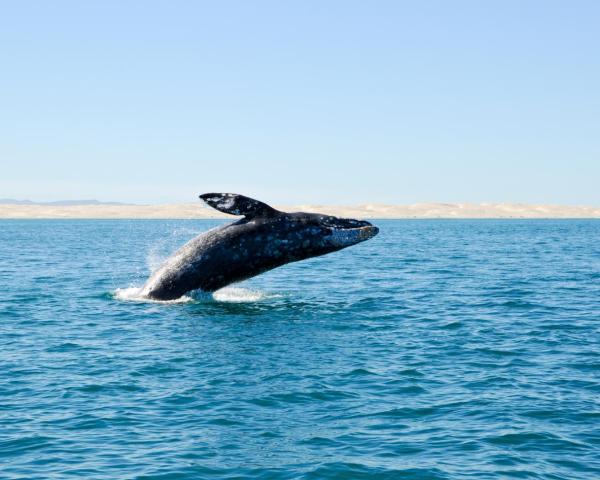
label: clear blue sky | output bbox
[1,1,598,204]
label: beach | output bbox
[1,202,599,219]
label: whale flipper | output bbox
[199,193,280,218]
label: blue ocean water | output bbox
[1,219,599,479]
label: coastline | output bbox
[1,203,599,219]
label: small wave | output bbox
[306,463,449,479]
[113,286,272,304]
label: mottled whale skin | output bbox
[141,193,379,300]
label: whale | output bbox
[140,193,379,300]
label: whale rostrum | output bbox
[140,193,379,300]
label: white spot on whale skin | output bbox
[218,196,236,210]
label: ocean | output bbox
[1,219,599,479]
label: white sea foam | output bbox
[114,286,194,304]
[114,286,272,304]
[212,286,267,303]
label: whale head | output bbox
[275,211,379,257]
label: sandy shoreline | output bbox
[1,203,599,219]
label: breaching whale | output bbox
[141,193,379,300]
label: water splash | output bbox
[212,286,270,303]
[145,226,203,273]
[146,246,166,274]
[114,287,194,304]
[114,286,272,304]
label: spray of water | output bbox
[115,226,274,304]
[146,226,202,274]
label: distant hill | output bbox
[0,199,130,206]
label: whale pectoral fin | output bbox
[199,193,280,218]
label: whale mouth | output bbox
[328,224,379,247]
[358,225,379,239]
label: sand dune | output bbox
[1,202,598,219]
